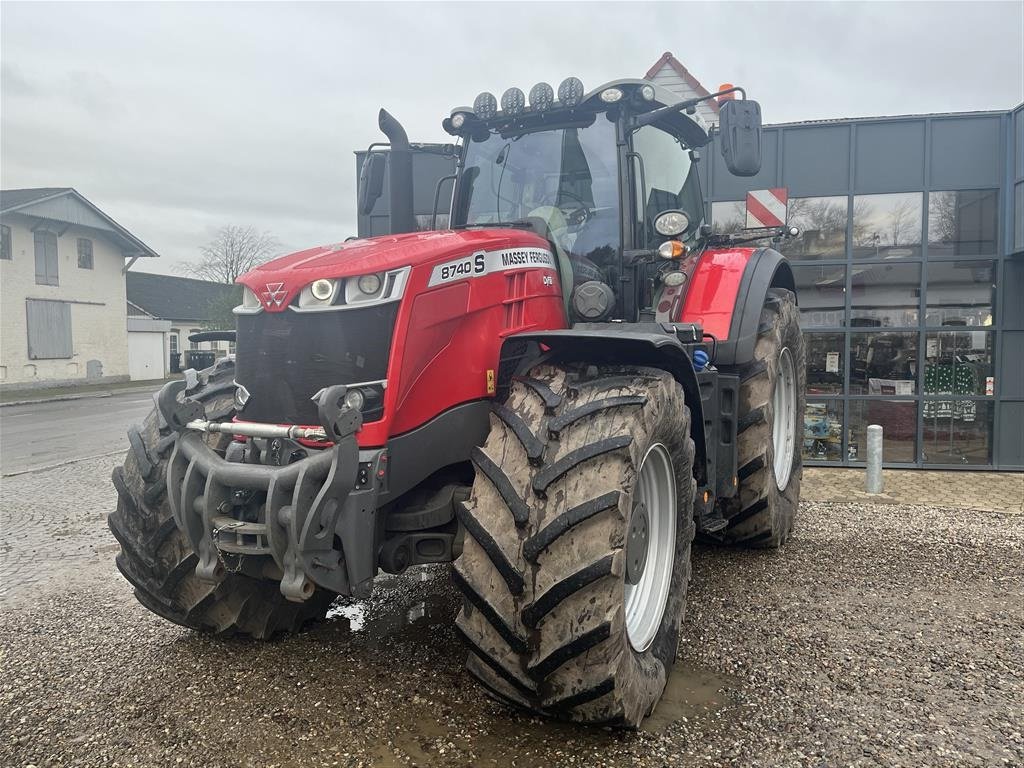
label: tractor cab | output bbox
[439,78,761,321]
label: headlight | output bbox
[291,267,410,312]
[298,278,338,307]
[663,271,686,287]
[357,273,382,295]
[344,388,365,411]
[310,279,335,301]
[654,210,691,237]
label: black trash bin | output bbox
[169,352,182,373]
[185,350,216,370]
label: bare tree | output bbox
[887,197,918,247]
[180,225,281,283]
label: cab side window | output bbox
[631,126,704,246]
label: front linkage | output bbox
[157,380,386,601]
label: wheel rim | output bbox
[773,346,797,490]
[624,443,676,653]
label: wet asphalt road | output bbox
[0,391,154,475]
[1,453,1022,767]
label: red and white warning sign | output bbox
[745,188,789,229]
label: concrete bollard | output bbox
[866,424,883,494]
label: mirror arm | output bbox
[633,86,747,129]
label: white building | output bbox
[0,188,160,389]
[126,272,238,373]
[644,52,721,128]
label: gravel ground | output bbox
[1,455,1022,767]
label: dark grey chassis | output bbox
[156,379,484,602]
[159,379,376,601]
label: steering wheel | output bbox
[546,190,592,227]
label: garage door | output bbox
[128,331,165,381]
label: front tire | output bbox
[720,287,806,547]
[453,365,696,727]
[108,360,334,638]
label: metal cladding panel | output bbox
[998,331,1024,399]
[782,125,851,196]
[17,195,115,233]
[1014,106,1024,180]
[930,116,1003,189]
[854,120,926,192]
[996,402,1024,469]
[234,304,397,425]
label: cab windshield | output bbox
[454,114,621,288]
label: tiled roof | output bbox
[126,271,239,323]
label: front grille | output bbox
[235,304,398,424]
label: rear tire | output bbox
[720,287,806,547]
[107,359,334,638]
[453,365,695,727]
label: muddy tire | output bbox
[108,359,334,638]
[453,364,696,727]
[720,287,806,547]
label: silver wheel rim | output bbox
[624,443,676,653]
[773,346,797,490]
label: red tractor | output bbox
[109,77,805,727]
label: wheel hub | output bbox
[773,346,797,490]
[624,443,677,653]
[625,501,650,585]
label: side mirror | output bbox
[358,153,387,215]
[718,100,762,177]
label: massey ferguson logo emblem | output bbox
[261,282,287,307]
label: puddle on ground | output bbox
[641,662,738,733]
[325,565,454,640]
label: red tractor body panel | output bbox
[237,236,762,449]
[237,229,566,447]
[677,247,757,339]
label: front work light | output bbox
[450,112,467,129]
[663,271,686,287]
[641,84,656,101]
[654,210,691,237]
[557,77,584,107]
[473,91,497,120]
[599,87,623,103]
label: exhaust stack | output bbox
[378,108,416,235]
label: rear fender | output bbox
[504,328,709,485]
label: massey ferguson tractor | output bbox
[109,76,806,727]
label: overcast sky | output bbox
[2,1,1022,276]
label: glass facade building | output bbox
[705,107,1024,470]
[357,105,1024,470]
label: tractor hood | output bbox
[236,228,551,312]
